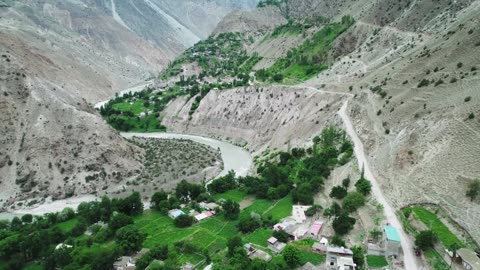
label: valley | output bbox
[0,0,479,269]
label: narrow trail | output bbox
[338,100,423,270]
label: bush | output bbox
[457,62,463,68]
[355,177,372,195]
[330,186,348,199]
[342,192,366,212]
[468,113,475,119]
[417,79,430,88]
[465,96,471,102]
[415,230,437,250]
[174,214,195,228]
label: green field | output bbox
[213,189,248,203]
[112,100,150,115]
[55,218,78,233]
[264,195,293,220]
[295,246,326,265]
[22,263,43,270]
[243,229,273,247]
[409,207,464,248]
[424,249,450,270]
[366,255,388,268]
[240,199,275,219]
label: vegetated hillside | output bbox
[157,0,480,243]
[0,0,256,207]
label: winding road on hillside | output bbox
[338,99,423,270]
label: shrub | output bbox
[468,113,475,119]
[415,230,437,250]
[342,192,366,212]
[417,79,430,88]
[465,96,471,102]
[450,77,458,83]
[457,62,463,68]
[330,186,348,199]
[174,214,194,228]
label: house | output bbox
[326,246,356,270]
[55,243,73,250]
[114,249,151,270]
[195,211,214,221]
[139,112,146,118]
[267,237,286,254]
[168,209,185,219]
[292,205,311,223]
[312,237,328,252]
[284,225,308,240]
[299,262,322,270]
[384,225,401,256]
[456,248,480,270]
[309,221,323,238]
[243,243,272,262]
[199,202,220,211]
[249,249,272,262]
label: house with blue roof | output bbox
[168,209,185,219]
[384,225,401,256]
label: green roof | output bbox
[384,225,401,242]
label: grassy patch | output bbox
[409,207,464,248]
[264,195,293,220]
[240,199,275,219]
[243,229,273,247]
[55,218,78,233]
[367,255,388,268]
[112,100,148,115]
[424,249,450,270]
[213,190,248,203]
[293,238,317,248]
[296,248,326,265]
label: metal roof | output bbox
[384,225,401,242]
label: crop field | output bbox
[424,249,450,270]
[55,218,78,233]
[264,195,293,220]
[366,255,388,268]
[408,206,464,248]
[213,189,248,203]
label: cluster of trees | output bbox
[256,16,355,82]
[466,179,480,202]
[0,192,146,270]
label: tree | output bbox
[330,235,345,247]
[342,192,366,212]
[355,177,372,195]
[415,230,437,251]
[227,236,242,257]
[208,170,237,194]
[332,212,356,235]
[109,213,134,232]
[273,229,290,243]
[305,205,322,217]
[115,225,145,253]
[292,183,314,205]
[150,190,169,211]
[223,199,240,220]
[351,246,365,267]
[237,215,261,233]
[114,192,144,216]
[342,178,351,188]
[330,186,348,199]
[369,228,382,241]
[21,214,33,224]
[466,179,480,201]
[174,215,194,228]
[282,245,301,267]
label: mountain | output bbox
[157,0,480,243]
[0,0,257,208]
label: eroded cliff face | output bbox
[162,86,345,152]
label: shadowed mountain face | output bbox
[0,0,257,207]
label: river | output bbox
[0,84,253,220]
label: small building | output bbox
[195,211,214,221]
[326,246,356,270]
[309,221,323,238]
[299,262,322,270]
[168,209,185,219]
[312,237,328,252]
[267,237,286,254]
[250,249,272,262]
[384,225,401,256]
[55,243,73,250]
[199,202,220,210]
[284,225,308,240]
[139,112,146,118]
[457,248,480,270]
[292,205,311,223]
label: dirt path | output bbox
[338,100,424,270]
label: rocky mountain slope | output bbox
[160,0,480,243]
[0,0,257,208]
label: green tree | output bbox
[115,225,145,253]
[355,177,372,195]
[227,236,243,257]
[330,235,345,247]
[109,213,134,232]
[342,192,366,212]
[466,179,480,201]
[21,214,33,223]
[273,229,290,243]
[282,245,301,267]
[223,199,240,220]
[150,190,169,210]
[174,214,194,228]
[415,230,437,251]
[332,212,356,235]
[330,186,348,199]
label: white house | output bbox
[457,248,480,270]
[168,209,185,219]
[326,246,356,270]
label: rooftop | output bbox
[384,225,401,242]
[327,246,354,255]
[309,221,323,235]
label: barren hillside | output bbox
[160,0,480,244]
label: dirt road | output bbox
[338,100,424,270]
